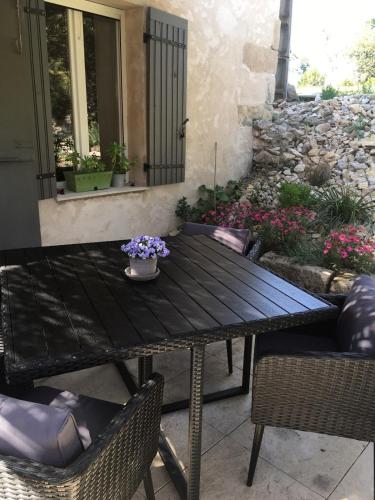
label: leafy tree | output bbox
[350,19,375,82]
[298,68,325,87]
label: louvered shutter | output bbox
[145,8,188,186]
[25,0,56,199]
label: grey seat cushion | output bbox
[22,386,123,449]
[181,222,252,255]
[255,330,339,360]
[336,274,375,354]
[0,394,83,467]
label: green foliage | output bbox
[298,68,325,87]
[321,85,339,100]
[361,78,375,93]
[79,155,106,172]
[315,186,375,227]
[66,150,80,170]
[284,235,325,266]
[175,180,244,223]
[107,142,137,174]
[89,122,100,149]
[278,182,316,209]
[350,19,375,82]
[346,117,368,138]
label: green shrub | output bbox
[315,186,375,226]
[321,85,339,100]
[175,180,245,223]
[278,182,316,209]
[346,117,368,139]
[175,197,201,223]
[298,68,325,87]
[285,235,325,266]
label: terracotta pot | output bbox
[129,257,157,276]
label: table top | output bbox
[0,234,338,382]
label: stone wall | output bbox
[39,0,280,246]
[248,95,375,206]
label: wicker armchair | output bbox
[0,373,164,500]
[247,286,375,487]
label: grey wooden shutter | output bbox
[25,0,56,199]
[145,8,188,186]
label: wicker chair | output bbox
[247,289,375,487]
[0,373,164,500]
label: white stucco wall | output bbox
[39,0,280,245]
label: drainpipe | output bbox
[275,0,293,99]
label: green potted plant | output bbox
[64,151,113,193]
[108,142,137,188]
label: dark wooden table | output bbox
[0,234,338,500]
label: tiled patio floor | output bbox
[38,338,373,500]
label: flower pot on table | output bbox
[129,257,158,277]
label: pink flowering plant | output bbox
[323,225,375,273]
[201,202,254,229]
[249,206,317,253]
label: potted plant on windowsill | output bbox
[108,142,137,188]
[64,151,113,192]
[121,235,170,281]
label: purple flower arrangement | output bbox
[121,235,170,260]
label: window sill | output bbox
[56,185,149,203]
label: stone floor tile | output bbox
[36,363,130,404]
[203,393,252,435]
[199,436,322,500]
[230,418,366,497]
[328,444,374,500]
[161,408,225,466]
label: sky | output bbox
[289,0,375,87]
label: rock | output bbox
[308,148,320,157]
[294,163,305,173]
[287,84,299,102]
[329,271,358,294]
[251,95,375,204]
[315,123,331,134]
[259,252,335,293]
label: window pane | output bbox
[45,3,74,173]
[83,13,121,163]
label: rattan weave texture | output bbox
[0,373,163,499]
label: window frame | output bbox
[46,0,128,158]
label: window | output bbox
[45,0,125,173]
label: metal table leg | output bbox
[188,344,205,500]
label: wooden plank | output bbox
[101,240,197,336]
[24,247,80,356]
[67,245,142,348]
[164,243,264,322]
[44,246,112,352]
[173,236,290,317]
[194,235,329,310]
[158,257,242,326]
[97,242,170,342]
[153,272,220,331]
[4,249,48,363]
[177,235,307,315]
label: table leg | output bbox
[188,344,205,500]
[241,335,253,394]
